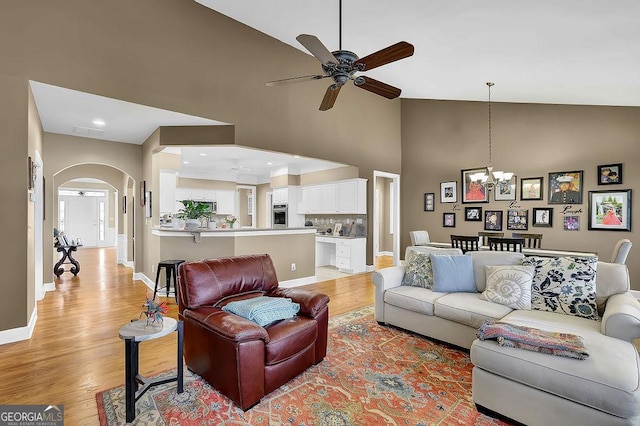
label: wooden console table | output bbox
[54,244,83,277]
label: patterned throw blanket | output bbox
[477,320,589,360]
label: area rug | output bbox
[97,306,509,425]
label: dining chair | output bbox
[488,237,524,252]
[450,235,480,253]
[511,233,543,248]
[478,231,505,246]
[611,239,632,264]
[409,230,430,246]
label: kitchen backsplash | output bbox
[305,214,367,237]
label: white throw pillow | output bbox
[480,265,535,310]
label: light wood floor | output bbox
[0,248,392,425]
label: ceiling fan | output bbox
[266,1,414,111]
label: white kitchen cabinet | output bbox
[320,184,337,212]
[159,171,177,214]
[215,190,236,215]
[300,178,367,214]
[337,179,367,214]
[300,185,321,213]
[272,187,288,204]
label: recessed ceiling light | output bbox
[267,162,273,165]
[293,155,301,159]
[92,118,106,126]
[200,153,207,156]
[183,161,189,164]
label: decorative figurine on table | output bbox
[140,293,169,326]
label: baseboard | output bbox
[44,282,56,293]
[366,264,376,272]
[378,251,394,256]
[279,275,318,288]
[0,306,37,345]
[134,272,155,292]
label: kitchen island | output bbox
[151,227,316,285]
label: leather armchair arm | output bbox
[267,288,330,318]
[184,308,269,343]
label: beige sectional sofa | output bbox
[372,246,640,425]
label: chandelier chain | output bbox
[487,82,493,167]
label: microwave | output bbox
[201,201,217,213]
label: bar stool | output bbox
[153,259,185,302]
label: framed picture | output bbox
[461,168,489,203]
[28,156,35,191]
[333,222,343,236]
[424,193,435,211]
[588,189,632,231]
[598,163,622,185]
[484,210,503,231]
[548,171,583,204]
[507,209,529,230]
[494,175,517,201]
[139,180,146,206]
[532,207,553,227]
[520,177,543,201]
[145,191,152,218]
[443,212,456,227]
[465,207,482,222]
[440,181,457,203]
[564,215,580,231]
[122,195,127,214]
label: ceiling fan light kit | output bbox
[266,1,414,111]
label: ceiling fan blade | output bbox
[296,34,339,66]
[354,76,401,99]
[354,41,414,71]
[265,74,327,87]
[319,84,342,111]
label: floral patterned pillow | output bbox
[401,252,434,289]
[522,256,599,321]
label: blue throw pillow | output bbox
[429,253,476,293]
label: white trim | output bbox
[378,251,394,256]
[373,171,401,267]
[134,272,155,290]
[279,275,318,288]
[43,282,56,293]
[123,260,134,268]
[0,307,37,345]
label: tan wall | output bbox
[176,177,236,191]
[299,166,360,185]
[257,183,271,228]
[401,99,640,286]
[27,82,42,325]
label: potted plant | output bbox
[175,200,211,230]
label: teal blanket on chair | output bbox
[222,296,300,326]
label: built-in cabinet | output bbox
[175,187,236,216]
[315,236,366,274]
[272,187,289,204]
[300,178,367,214]
[272,186,304,227]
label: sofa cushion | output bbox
[430,254,476,293]
[401,252,434,289]
[384,286,447,316]
[480,265,535,310]
[523,256,599,321]
[467,251,525,292]
[595,261,630,314]
[471,309,640,418]
[434,293,513,328]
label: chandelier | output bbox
[470,82,513,191]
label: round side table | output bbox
[118,317,184,423]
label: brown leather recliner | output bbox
[177,254,330,410]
